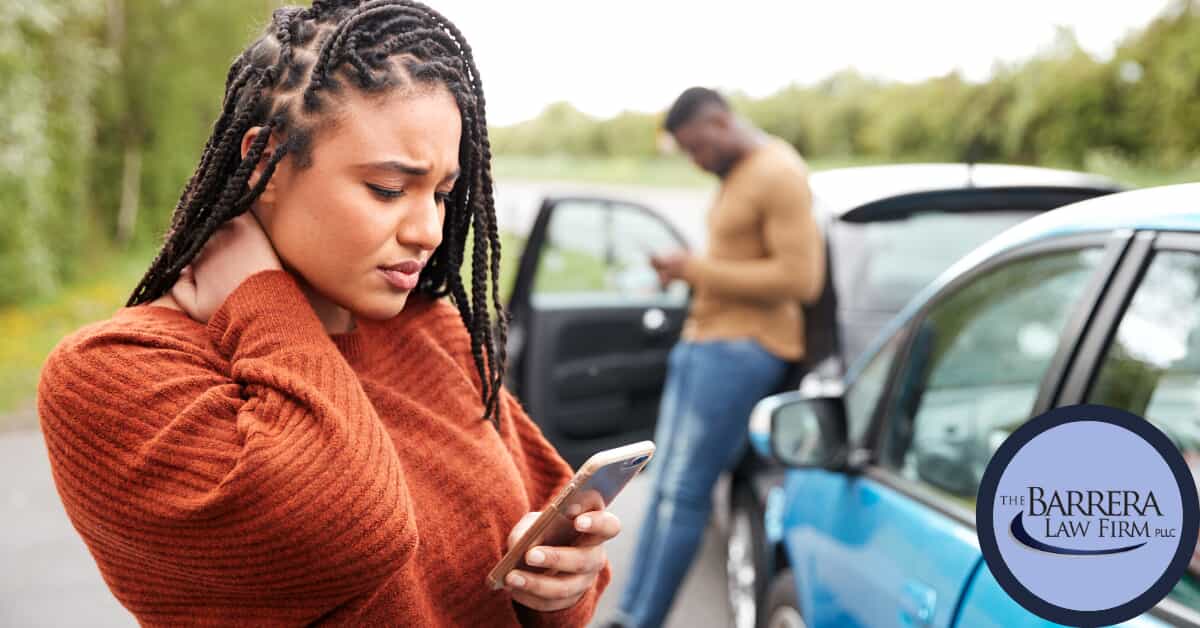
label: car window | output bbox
[845,334,903,445]
[533,199,688,302]
[832,211,1040,313]
[1086,249,1200,611]
[879,247,1105,503]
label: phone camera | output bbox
[627,455,649,466]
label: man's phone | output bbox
[486,440,656,590]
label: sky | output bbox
[427,1,1177,126]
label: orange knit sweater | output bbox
[37,270,610,626]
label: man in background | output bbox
[607,87,825,628]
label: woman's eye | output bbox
[366,183,404,200]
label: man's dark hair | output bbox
[127,0,508,428]
[664,87,728,133]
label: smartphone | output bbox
[486,440,656,590]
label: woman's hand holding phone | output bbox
[502,491,621,612]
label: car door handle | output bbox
[642,307,668,334]
[900,580,936,627]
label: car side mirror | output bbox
[749,391,849,469]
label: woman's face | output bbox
[248,85,462,329]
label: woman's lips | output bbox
[384,260,423,274]
[379,267,420,291]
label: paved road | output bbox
[0,429,133,628]
[0,428,730,627]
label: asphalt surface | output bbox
[0,428,134,628]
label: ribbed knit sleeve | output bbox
[501,389,612,628]
[37,270,416,623]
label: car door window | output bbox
[880,248,1106,502]
[533,199,688,302]
[1086,249,1200,613]
[844,334,903,445]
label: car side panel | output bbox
[955,564,1170,627]
[780,469,980,627]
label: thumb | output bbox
[507,512,542,549]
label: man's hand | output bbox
[649,251,693,289]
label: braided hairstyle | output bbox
[127,0,508,427]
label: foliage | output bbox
[7,1,1200,309]
[495,1,1200,177]
[1,1,108,303]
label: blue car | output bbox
[749,183,1200,627]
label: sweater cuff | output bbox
[205,269,332,361]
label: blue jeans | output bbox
[615,339,789,628]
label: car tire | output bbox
[726,484,768,628]
[764,569,808,628]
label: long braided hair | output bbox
[127,0,508,427]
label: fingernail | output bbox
[528,549,545,565]
[507,573,526,588]
[577,515,592,530]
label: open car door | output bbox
[506,196,691,468]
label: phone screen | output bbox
[537,452,653,548]
[487,442,655,589]
[582,452,652,502]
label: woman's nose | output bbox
[397,194,444,251]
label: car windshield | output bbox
[832,210,1041,314]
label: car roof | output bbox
[844,182,1200,383]
[941,181,1200,275]
[811,163,1122,218]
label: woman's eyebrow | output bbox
[358,160,460,183]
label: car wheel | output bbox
[764,569,807,628]
[726,485,767,628]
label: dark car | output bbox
[746,182,1200,628]
[500,164,1121,624]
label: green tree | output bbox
[0,1,107,304]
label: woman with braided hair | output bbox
[36,2,615,625]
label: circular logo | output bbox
[977,404,1200,626]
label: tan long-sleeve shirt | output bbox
[681,138,825,361]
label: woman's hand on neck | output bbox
[149,270,354,335]
[145,271,350,338]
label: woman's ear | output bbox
[240,126,283,205]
